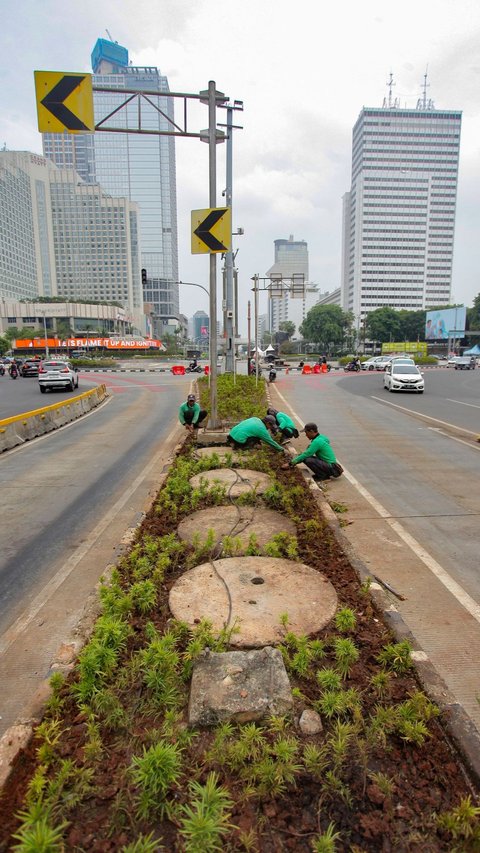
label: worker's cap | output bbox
[262,415,276,427]
[187,394,196,401]
[301,422,318,433]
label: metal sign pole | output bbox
[208,81,218,428]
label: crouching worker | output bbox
[179,393,208,433]
[227,416,285,452]
[281,422,343,481]
[266,408,299,443]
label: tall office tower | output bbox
[43,38,179,338]
[0,151,55,300]
[341,95,462,332]
[266,236,313,334]
[0,151,144,331]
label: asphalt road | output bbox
[0,371,193,734]
[274,367,480,598]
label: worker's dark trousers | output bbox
[226,435,261,450]
[302,456,337,480]
[184,409,208,428]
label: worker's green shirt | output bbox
[179,401,200,425]
[291,433,336,465]
[229,417,284,452]
[276,411,295,431]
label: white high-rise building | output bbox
[341,101,462,332]
[43,38,179,338]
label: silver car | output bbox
[38,360,79,393]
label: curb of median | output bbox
[0,423,186,791]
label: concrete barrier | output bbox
[0,385,108,453]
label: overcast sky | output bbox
[1,0,479,333]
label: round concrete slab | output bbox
[195,447,240,462]
[189,468,272,497]
[177,506,296,549]
[169,556,338,647]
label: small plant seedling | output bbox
[312,821,342,852]
[334,607,357,633]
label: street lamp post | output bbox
[42,311,49,359]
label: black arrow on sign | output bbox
[41,75,90,131]
[194,209,227,252]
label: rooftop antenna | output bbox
[417,65,431,109]
[105,28,115,42]
[383,71,396,108]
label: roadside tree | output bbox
[300,305,353,353]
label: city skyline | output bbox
[43,38,179,339]
[1,0,479,334]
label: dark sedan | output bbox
[20,359,41,377]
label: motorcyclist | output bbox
[9,362,18,378]
[189,357,198,371]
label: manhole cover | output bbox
[177,506,296,549]
[189,468,272,497]
[169,556,338,647]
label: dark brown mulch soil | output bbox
[0,447,478,852]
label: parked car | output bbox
[384,363,424,393]
[361,355,394,371]
[20,359,41,377]
[38,360,79,393]
[454,357,476,370]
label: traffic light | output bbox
[141,268,147,284]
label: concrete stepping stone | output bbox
[169,556,338,647]
[188,646,293,726]
[177,505,296,550]
[188,468,272,497]
[194,446,240,462]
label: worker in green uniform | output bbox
[227,416,285,452]
[178,393,208,433]
[266,407,299,443]
[281,422,343,481]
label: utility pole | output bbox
[247,300,251,372]
[219,100,243,373]
[224,104,234,374]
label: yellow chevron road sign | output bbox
[35,71,94,133]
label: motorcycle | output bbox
[268,368,277,383]
[186,363,203,373]
[344,361,361,373]
[0,364,4,376]
[9,364,18,379]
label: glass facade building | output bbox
[341,106,462,330]
[43,38,179,337]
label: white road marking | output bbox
[0,420,180,654]
[370,395,479,437]
[447,398,480,410]
[274,385,480,624]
